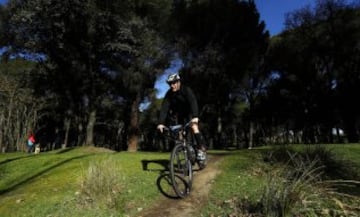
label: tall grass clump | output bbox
[258,146,360,217]
[261,154,326,216]
[78,157,125,209]
[303,145,360,181]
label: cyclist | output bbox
[157,73,207,161]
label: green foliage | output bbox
[164,0,271,150]
[174,0,270,105]
[266,0,360,143]
[0,59,44,152]
[2,0,172,149]
[1,0,360,151]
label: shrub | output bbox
[303,145,360,180]
[259,146,360,216]
[78,157,125,209]
[263,145,360,181]
[260,156,325,216]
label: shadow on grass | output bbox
[0,147,78,166]
[141,158,183,199]
[0,153,94,195]
[141,159,169,172]
[0,154,35,166]
[55,147,76,154]
[156,172,180,199]
[141,152,235,199]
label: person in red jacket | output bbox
[27,131,36,153]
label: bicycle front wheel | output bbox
[169,143,193,198]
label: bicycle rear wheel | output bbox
[169,143,193,198]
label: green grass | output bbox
[0,147,169,217]
[201,144,360,217]
[0,144,359,217]
[200,149,269,216]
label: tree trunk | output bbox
[85,110,97,146]
[232,124,237,147]
[116,121,125,151]
[248,121,254,149]
[215,116,222,149]
[4,92,14,151]
[127,95,140,152]
[63,117,71,148]
[15,108,21,151]
[77,122,84,146]
[0,113,4,152]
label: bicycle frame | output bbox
[166,122,197,158]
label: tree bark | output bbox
[248,121,254,149]
[63,117,71,148]
[127,95,140,152]
[85,109,97,146]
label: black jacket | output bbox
[158,85,199,124]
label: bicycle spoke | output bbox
[169,144,193,198]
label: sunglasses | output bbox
[168,80,179,85]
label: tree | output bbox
[265,0,360,143]
[104,0,172,151]
[5,0,172,151]
[0,59,47,152]
[171,0,270,148]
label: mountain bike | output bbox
[163,121,207,198]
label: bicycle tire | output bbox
[169,143,193,198]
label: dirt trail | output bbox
[137,155,224,217]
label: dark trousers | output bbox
[27,145,33,153]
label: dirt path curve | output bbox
[137,155,224,217]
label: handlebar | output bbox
[163,120,192,134]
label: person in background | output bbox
[157,73,207,161]
[27,131,36,153]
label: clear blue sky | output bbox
[255,0,315,36]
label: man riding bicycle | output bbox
[157,73,207,161]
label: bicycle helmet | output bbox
[166,73,180,84]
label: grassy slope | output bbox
[201,144,360,216]
[200,149,269,216]
[0,144,359,217]
[0,147,169,217]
